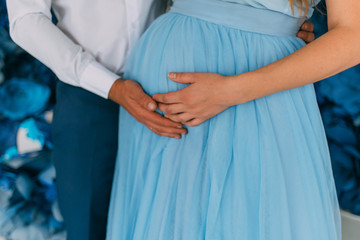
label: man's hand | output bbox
[297,21,315,43]
[153,73,233,127]
[109,79,187,138]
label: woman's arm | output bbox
[153,0,360,126]
[232,0,360,104]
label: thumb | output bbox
[139,92,157,111]
[168,72,197,84]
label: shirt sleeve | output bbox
[6,0,119,99]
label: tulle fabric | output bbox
[107,12,341,240]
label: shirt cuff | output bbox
[79,60,120,99]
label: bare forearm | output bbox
[229,26,360,105]
[153,0,360,127]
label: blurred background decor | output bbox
[307,3,360,238]
[313,4,360,217]
[0,0,65,239]
[0,1,359,239]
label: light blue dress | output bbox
[107,0,341,239]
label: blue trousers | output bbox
[52,81,119,240]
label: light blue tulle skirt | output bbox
[107,1,341,239]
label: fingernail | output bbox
[177,125,183,128]
[168,72,176,79]
[148,102,156,111]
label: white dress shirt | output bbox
[6,0,167,98]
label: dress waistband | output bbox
[169,0,304,37]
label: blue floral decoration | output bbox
[0,1,64,238]
[312,5,360,216]
[0,79,51,120]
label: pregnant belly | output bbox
[123,12,304,96]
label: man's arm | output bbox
[6,0,187,138]
[7,0,118,98]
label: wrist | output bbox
[108,78,125,104]
[224,72,257,105]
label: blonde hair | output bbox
[289,0,316,18]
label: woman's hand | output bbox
[153,73,237,126]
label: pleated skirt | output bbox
[107,5,341,239]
